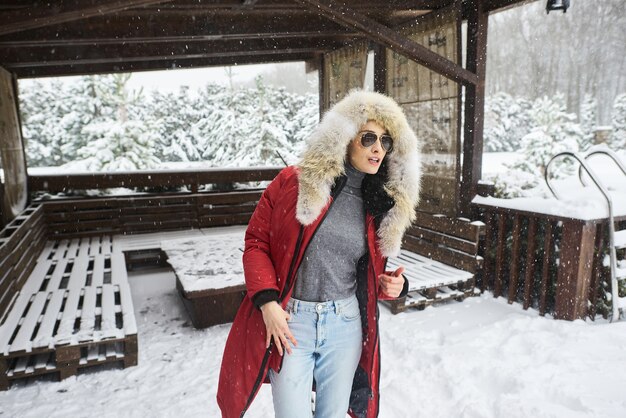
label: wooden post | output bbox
[0,67,28,224]
[318,53,326,117]
[460,0,488,216]
[372,43,387,94]
[554,220,596,320]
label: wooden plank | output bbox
[197,214,253,228]
[100,285,117,338]
[588,223,605,318]
[507,215,521,303]
[196,190,263,206]
[118,283,137,336]
[402,234,479,272]
[554,220,596,320]
[65,238,80,259]
[0,0,176,36]
[539,221,553,316]
[52,239,69,261]
[91,254,105,287]
[11,226,47,291]
[45,209,120,223]
[0,292,34,354]
[110,253,128,286]
[0,206,44,261]
[481,212,494,292]
[522,217,538,310]
[20,259,53,295]
[10,292,48,354]
[196,204,257,216]
[459,0,488,216]
[46,258,69,291]
[32,289,66,349]
[66,254,89,290]
[412,211,482,242]
[493,214,506,298]
[406,225,477,255]
[78,287,97,341]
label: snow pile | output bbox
[1,268,626,417]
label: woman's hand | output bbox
[379,266,405,298]
[260,301,297,356]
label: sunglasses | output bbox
[360,131,393,153]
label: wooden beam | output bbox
[0,13,349,44]
[459,0,488,216]
[0,31,360,48]
[293,0,479,86]
[12,52,316,78]
[0,0,175,36]
[0,37,350,66]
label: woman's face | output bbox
[347,120,388,174]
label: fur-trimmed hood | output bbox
[296,90,422,257]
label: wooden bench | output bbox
[0,215,138,390]
[384,212,485,314]
[161,227,246,329]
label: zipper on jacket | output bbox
[240,344,273,418]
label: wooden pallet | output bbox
[385,250,478,314]
[0,241,137,390]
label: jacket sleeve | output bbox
[242,168,286,307]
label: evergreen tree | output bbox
[579,94,598,151]
[69,74,160,171]
[483,92,532,152]
[611,93,626,149]
[511,94,583,178]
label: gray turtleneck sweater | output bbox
[292,163,367,302]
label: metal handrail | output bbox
[578,148,626,188]
[545,151,620,320]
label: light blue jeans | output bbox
[269,295,363,418]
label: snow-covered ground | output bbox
[2,242,626,417]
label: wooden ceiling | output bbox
[0,0,533,78]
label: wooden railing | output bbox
[473,199,626,321]
[28,167,282,194]
[27,167,283,238]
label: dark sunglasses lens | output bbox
[361,132,377,147]
[381,135,393,152]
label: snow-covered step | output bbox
[616,265,626,280]
[615,229,626,249]
[618,296,626,309]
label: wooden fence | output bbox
[474,201,626,321]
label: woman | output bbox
[217,90,422,418]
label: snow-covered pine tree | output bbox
[611,93,626,149]
[511,94,583,178]
[231,77,295,167]
[483,92,532,152]
[285,92,319,162]
[579,94,598,151]
[145,86,205,162]
[70,74,160,171]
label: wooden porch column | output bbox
[0,67,28,225]
[460,0,488,216]
[554,220,597,320]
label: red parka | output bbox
[217,165,399,418]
